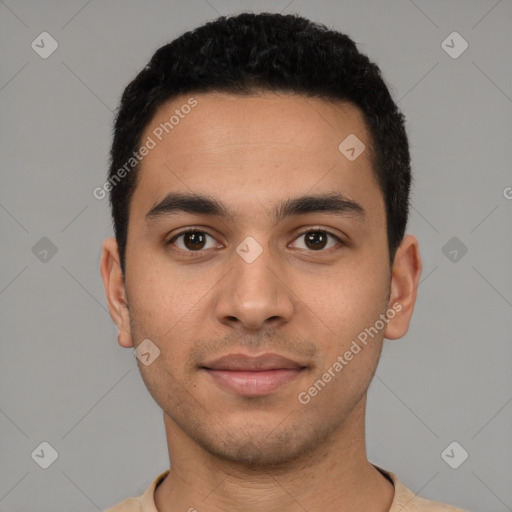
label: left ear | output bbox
[384,234,422,340]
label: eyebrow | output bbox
[145,192,366,225]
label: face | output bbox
[101,92,421,467]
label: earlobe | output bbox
[384,234,422,340]
[100,237,134,348]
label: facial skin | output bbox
[101,92,422,512]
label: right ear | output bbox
[100,237,133,348]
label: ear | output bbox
[100,237,134,348]
[384,234,422,340]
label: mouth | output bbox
[201,353,307,396]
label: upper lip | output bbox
[202,353,306,371]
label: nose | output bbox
[214,241,295,332]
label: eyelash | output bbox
[166,228,344,255]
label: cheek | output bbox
[302,263,389,345]
[126,257,216,365]
[128,250,204,324]
[299,282,386,405]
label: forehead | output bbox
[131,92,381,223]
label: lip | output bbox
[203,353,305,371]
[201,353,307,396]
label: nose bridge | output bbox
[215,235,294,329]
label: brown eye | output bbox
[291,230,342,251]
[169,230,217,251]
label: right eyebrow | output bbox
[145,192,233,224]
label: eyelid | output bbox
[167,228,221,247]
[288,227,344,250]
[166,226,345,252]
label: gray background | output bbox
[1,0,511,511]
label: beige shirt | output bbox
[105,465,466,511]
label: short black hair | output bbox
[107,12,411,275]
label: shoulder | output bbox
[103,496,142,512]
[103,469,169,512]
[396,490,468,512]
[374,465,467,512]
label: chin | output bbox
[189,417,336,469]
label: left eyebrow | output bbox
[275,192,366,223]
[145,192,366,224]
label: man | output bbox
[100,12,466,512]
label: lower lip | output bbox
[203,368,304,396]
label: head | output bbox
[101,12,422,467]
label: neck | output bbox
[154,397,394,512]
